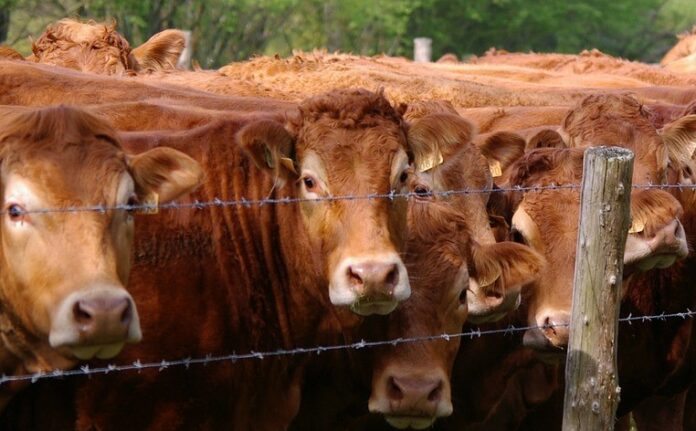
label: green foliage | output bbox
[1,0,696,67]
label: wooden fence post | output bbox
[413,37,432,62]
[561,147,634,431]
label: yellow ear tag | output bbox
[628,218,645,234]
[279,157,297,175]
[264,147,275,169]
[474,266,502,288]
[417,151,444,173]
[489,160,503,178]
[136,192,159,215]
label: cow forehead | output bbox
[3,155,129,206]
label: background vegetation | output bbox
[0,0,695,68]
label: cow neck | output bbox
[204,133,335,349]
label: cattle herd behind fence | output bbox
[2,17,696,431]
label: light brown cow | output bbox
[31,19,186,75]
[0,105,202,409]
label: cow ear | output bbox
[237,119,297,186]
[478,131,526,178]
[128,147,204,205]
[469,241,544,292]
[659,114,696,165]
[406,113,474,173]
[527,129,566,150]
[131,29,186,71]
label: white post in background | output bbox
[177,30,193,70]
[414,37,432,62]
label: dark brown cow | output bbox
[31,19,186,75]
[0,105,202,410]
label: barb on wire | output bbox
[2,309,695,386]
[7,183,696,216]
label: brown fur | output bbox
[0,47,23,61]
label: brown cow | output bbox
[291,110,543,431]
[0,60,294,112]
[31,19,186,75]
[0,89,434,430]
[0,105,202,410]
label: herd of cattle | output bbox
[0,17,696,430]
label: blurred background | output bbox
[1,0,695,68]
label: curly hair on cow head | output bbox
[285,88,404,134]
[32,18,133,73]
[507,148,585,188]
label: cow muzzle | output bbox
[624,218,689,272]
[523,310,570,360]
[329,254,410,316]
[369,368,452,429]
[49,286,142,360]
[466,278,522,324]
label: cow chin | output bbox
[385,416,436,430]
[350,300,398,316]
[70,342,126,360]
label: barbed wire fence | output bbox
[2,180,695,389]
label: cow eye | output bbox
[303,176,316,190]
[6,204,25,221]
[414,184,432,198]
[126,196,139,213]
[511,228,526,245]
[399,170,409,183]
[459,288,467,305]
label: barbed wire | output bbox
[7,183,696,216]
[2,308,694,385]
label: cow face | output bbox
[368,111,544,427]
[0,106,202,365]
[506,148,688,354]
[239,89,412,315]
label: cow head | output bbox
[238,89,414,315]
[506,148,688,354]
[32,19,185,75]
[368,110,544,427]
[0,106,202,366]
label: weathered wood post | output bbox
[413,37,432,62]
[562,147,634,431]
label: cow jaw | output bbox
[70,342,126,360]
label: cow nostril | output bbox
[543,316,556,335]
[347,267,363,287]
[387,377,404,401]
[120,301,132,325]
[385,265,398,288]
[73,301,93,324]
[428,381,443,402]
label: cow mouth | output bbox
[69,342,126,360]
[350,300,398,316]
[385,415,436,430]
